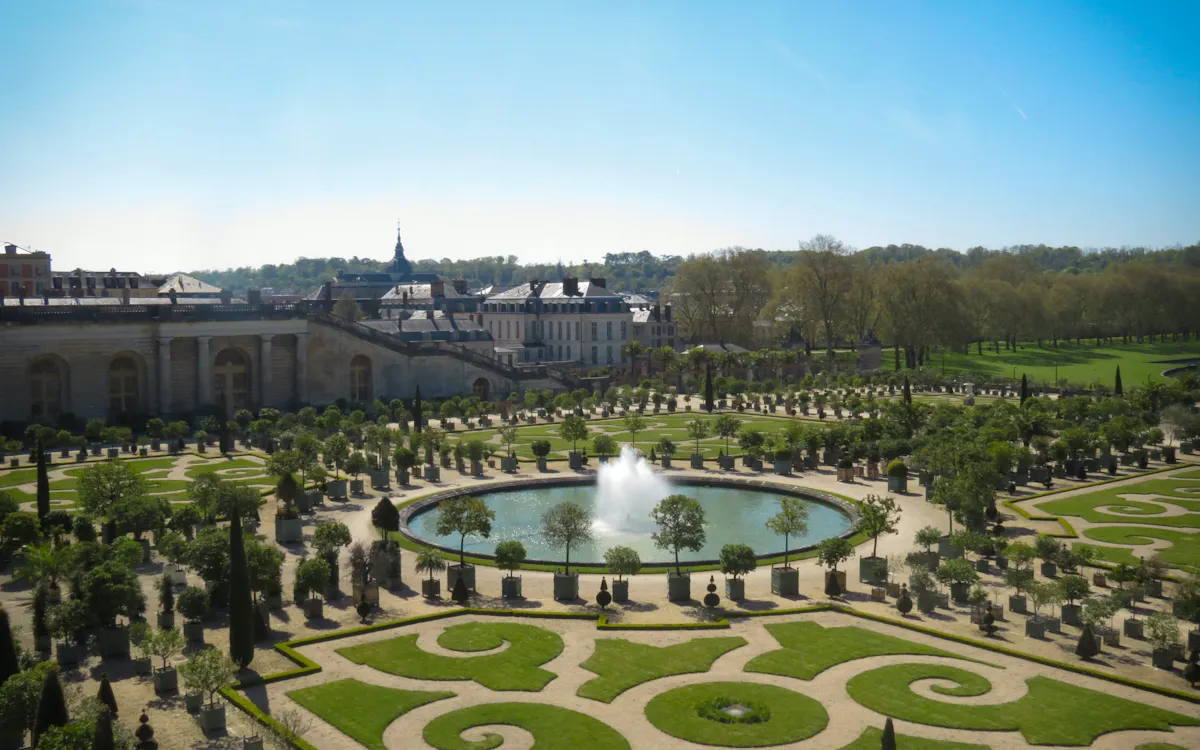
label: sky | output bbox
[1,1,1198,273]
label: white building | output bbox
[481,278,633,368]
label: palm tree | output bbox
[17,542,73,593]
[623,341,646,379]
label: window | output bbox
[606,345,613,364]
[349,355,372,403]
[557,345,562,360]
[590,322,598,340]
[606,321,613,340]
[108,357,139,415]
[557,321,563,340]
[567,345,572,360]
[621,321,627,340]
[213,348,251,413]
[591,346,598,365]
[30,359,64,420]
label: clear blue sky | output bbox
[2,1,1198,272]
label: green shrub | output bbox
[887,460,907,477]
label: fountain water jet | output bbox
[593,445,672,535]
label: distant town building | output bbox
[631,304,677,351]
[0,243,51,297]
[481,278,632,368]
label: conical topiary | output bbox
[97,672,118,718]
[1114,366,1123,396]
[356,597,372,623]
[228,506,255,670]
[1075,623,1100,660]
[0,607,19,685]
[93,707,116,750]
[451,573,469,604]
[33,669,69,745]
[372,497,400,537]
[881,717,897,750]
[36,441,50,520]
[1019,374,1029,405]
[825,571,842,598]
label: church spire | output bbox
[392,220,413,277]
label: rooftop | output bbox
[486,279,620,301]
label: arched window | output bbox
[30,359,64,420]
[213,349,250,414]
[349,355,372,404]
[472,378,490,402]
[109,357,139,415]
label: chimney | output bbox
[323,280,333,301]
[42,292,50,306]
[168,288,178,305]
[247,288,262,305]
[589,277,606,289]
[426,309,434,319]
[121,288,131,305]
[452,278,468,295]
[220,289,233,304]
[4,243,16,255]
[664,303,672,322]
[563,277,579,296]
[430,280,445,297]
[654,302,661,321]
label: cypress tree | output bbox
[413,385,423,434]
[33,669,69,746]
[1075,623,1099,659]
[1019,374,1029,405]
[451,573,469,604]
[704,363,714,412]
[881,717,897,750]
[0,606,18,686]
[1114,366,1123,396]
[36,439,50,521]
[902,375,912,405]
[93,707,117,750]
[97,672,118,718]
[228,506,255,669]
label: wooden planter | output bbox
[771,567,798,596]
[666,572,691,602]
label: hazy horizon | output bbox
[3,1,1198,274]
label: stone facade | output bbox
[0,305,559,424]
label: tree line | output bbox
[665,236,1200,361]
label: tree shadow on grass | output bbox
[734,599,780,612]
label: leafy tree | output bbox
[332,290,363,320]
[817,537,854,573]
[415,548,446,583]
[560,415,589,453]
[603,546,642,581]
[656,438,677,457]
[592,434,617,457]
[713,415,741,454]
[623,414,646,449]
[494,541,527,578]
[650,494,706,576]
[177,587,210,622]
[187,526,231,586]
[719,544,756,579]
[766,497,809,567]
[859,494,901,558]
[77,460,147,521]
[112,496,171,540]
[16,542,72,592]
[295,557,332,602]
[541,502,594,575]
[323,434,351,479]
[228,507,254,670]
[312,522,352,566]
[686,418,710,455]
[1056,575,1090,607]
[434,496,495,566]
[83,560,145,628]
[179,648,236,708]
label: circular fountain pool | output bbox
[402,449,856,565]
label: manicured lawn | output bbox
[0,468,37,488]
[838,727,989,750]
[895,341,1200,386]
[1078,526,1200,572]
[845,663,1200,746]
[287,679,453,750]
[644,681,828,747]
[337,622,564,691]
[744,622,977,680]
[577,636,747,703]
[423,702,630,750]
[1038,477,1200,527]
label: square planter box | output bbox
[1043,615,1061,634]
[56,642,85,666]
[153,667,178,695]
[887,475,907,493]
[825,570,848,593]
[886,581,902,598]
[938,536,962,560]
[425,465,441,482]
[917,591,938,613]
[502,576,523,599]
[536,457,548,472]
[773,460,792,475]
[612,579,630,603]
[244,737,264,750]
[990,604,1005,621]
[274,517,304,543]
[1151,647,1176,670]
[1124,618,1144,639]
[690,453,704,469]
[133,656,153,675]
[294,493,314,513]
[725,578,745,601]
[1101,627,1121,647]
[422,579,441,598]
[554,572,579,601]
[185,692,204,713]
[859,556,887,584]
[667,573,691,602]
[501,457,519,473]
[369,470,390,489]
[352,583,380,607]
[935,592,950,609]
[448,564,476,593]
[184,621,205,646]
[1189,629,1200,651]
[100,626,130,658]
[303,598,324,620]
[349,479,365,495]
[1144,579,1163,598]
[771,566,799,596]
[200,704,226,733]
[871,587,887,602]
[949,582,970,604]
[1025,619,1046,639]
[974,558,989,574]
[569,452,584,470]
[1092,572,1107,588]
[326,480,347,499]
[661,456,673,468]
[1040,561,1058,578]
[718,455,735,471]
[1061,604,1081,627]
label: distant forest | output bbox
[190,243,1200,295]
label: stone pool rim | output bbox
[397,475,861,568]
